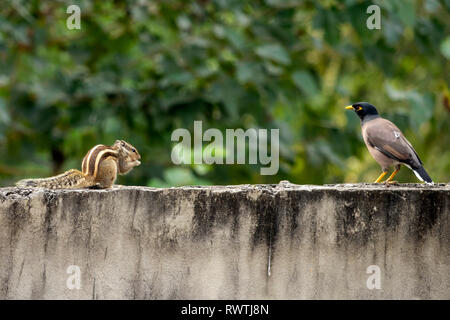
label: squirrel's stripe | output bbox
[119,140,133,154]
[93,149,119,178]
[81,153,88,175]
[83,145,106,176]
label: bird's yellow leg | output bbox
[384,168,399,183]
[374,171,388,183]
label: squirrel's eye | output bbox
[132,149,136,153]
[121,143,125,147]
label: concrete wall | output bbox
[0,182,448,299]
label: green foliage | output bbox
[0,0,449,187]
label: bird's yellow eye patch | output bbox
[357,106,363,111]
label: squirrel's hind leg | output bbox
[94,157,118,188]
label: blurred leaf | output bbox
[440,36,450,59]
[292,71,318,97]
[256,43,291,65]
[392,0,416,27]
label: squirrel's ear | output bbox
[114,140,121,145]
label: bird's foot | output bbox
[384,180,398,185]
[374,172,388,183]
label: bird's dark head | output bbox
[345,102,380,121]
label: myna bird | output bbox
[346,102,433,184]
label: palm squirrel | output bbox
[16,140,141,189]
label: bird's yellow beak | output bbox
[345,105,353,110]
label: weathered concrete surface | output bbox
[0,182,448,300]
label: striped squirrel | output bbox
[16,140,141,189]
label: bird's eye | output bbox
[357,106,363,111]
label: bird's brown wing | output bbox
[400,134,423,166]
[363,118,422,168]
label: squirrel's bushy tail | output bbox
[16,169,89,189]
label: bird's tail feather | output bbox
[413,166,433,184]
